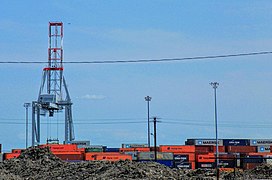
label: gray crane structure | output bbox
[31,22,75,146]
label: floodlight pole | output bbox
[145,96,152,147]
[24,102,31,148]
[210,82,219,180]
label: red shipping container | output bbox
[119,148,135,152]
[243,163,262,170]
[212,146,225,153]
[195,146,214,153]
[159,145,195,153]
[95,154,132,161]
[39,144,78,152]
[134,147,150,152]
[197,154,215,163]
[226,146,256,153]
[12,149,24,153]
[4,153,20,160]
[85,152,121,161]
[191,162,196,170]
[53,152,84,161]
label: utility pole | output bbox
[24,102,31,148]
[152,117,160,162]
[145,96,152,147]
[210,82,219,180]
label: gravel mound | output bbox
[3,147,272,179]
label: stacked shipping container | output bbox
[3,139,272,170]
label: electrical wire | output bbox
[0,51,271,64]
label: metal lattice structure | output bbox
[32,22,75,146]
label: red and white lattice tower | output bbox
[45,22,64,101]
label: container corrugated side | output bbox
[186,139,223,146]
[223,139,250,146]
[122,144,148,148]
[257,146,271,153]
[250,139,272,146]
[137,152,173,160]
[124,152,138,161]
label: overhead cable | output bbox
[0,51,271,64]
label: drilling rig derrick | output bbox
[32,22,74,146]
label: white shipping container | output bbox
[186,139,223,146]
[257,146,271,153]
[138,152,173,160]
[124,152,138,160]
[250,139,272,146]
[122,144,148,148]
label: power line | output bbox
[0,51,271,64]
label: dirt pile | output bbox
[3,147,272,179]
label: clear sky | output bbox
[1,1,272,152]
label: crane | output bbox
[31,22,75,146]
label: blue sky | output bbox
[1,1,272,151]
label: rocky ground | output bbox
[0,147,272,179]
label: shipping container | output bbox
[250,139,272,146]
[196,154,215,163]
[124,152,138,161]
[12,149,24,153]
[195,146,214,153]
[119,148,136,152]
[137,152,173,160]
[174,153,195,161]
[70,140,90,148]
[122,144,148,148]
[174,162,192,169]
[139,160,174,168]
[243,163,262,170]
[134,147,150,152]
[173,154,189,162]
[257,146,271,153]
[85,146,104,152]
[105,148,120,152]
[196,162,215,169]
[226,146,257,153]
[4,153,20,160]
[85,152,97,161]
[212,146,225,153]
[95,154,132,161]
[156,160,174,168]
[242,155,264,163]
[186,139,223,146]
[39,144,78,152]
[85,152,121,161]
[159,145,195,153]
[54,152,84,161]
[223,139,250,146]
[218,159,236,168]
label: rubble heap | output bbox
[2,147,272,179]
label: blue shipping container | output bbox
[223,139,250,146]
[174,162,192,169]
[174,154,189,162]
[139,160,174,168]
[104,148,120,152]
[243,156,264,163]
